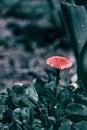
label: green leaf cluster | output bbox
[1,78,87,129]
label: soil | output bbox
[0,1,77,92]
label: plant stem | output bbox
[55,69,60,96]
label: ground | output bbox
[0,0,76,92]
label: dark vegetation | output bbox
[0,0,87,129]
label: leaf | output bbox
[23,124,32,130]
[75,0,87,6]
[32,119,42,130]
[43,87,57,107]
[11,84,38,107]
[45,80,56,92]
[13,108,22,124]
[74,93,87,106]
[21,107,34,125]
[6,87,22,109]
[0,97,5,113]
[65,103,87,116]
[11,86,29,107]
[77,42,87,91]
[72,121,87,130]
[61,2,87,53]
[25,85,38,105]
[13,84,26,94]
[9,121,22,130]
[0,124,9,130]
[33,78,45,96]
[2,109,13,124]
[58,88,74,107]
[37,104,49,127]
[5,95,16,109]
[20,94,36,107]
[59,119,72,130]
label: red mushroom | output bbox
[46,56,72,95]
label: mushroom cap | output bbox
[46,56,72,70]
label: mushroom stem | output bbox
[55,69,60,96]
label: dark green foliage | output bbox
[1,78,87,129]
[77,42,87,91]
[72,121,87,130]
[59,119,71,130]
[65,103,87,116]
[75,0,87,6]
[61,2,87,57]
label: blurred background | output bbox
[1,0,84,91]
